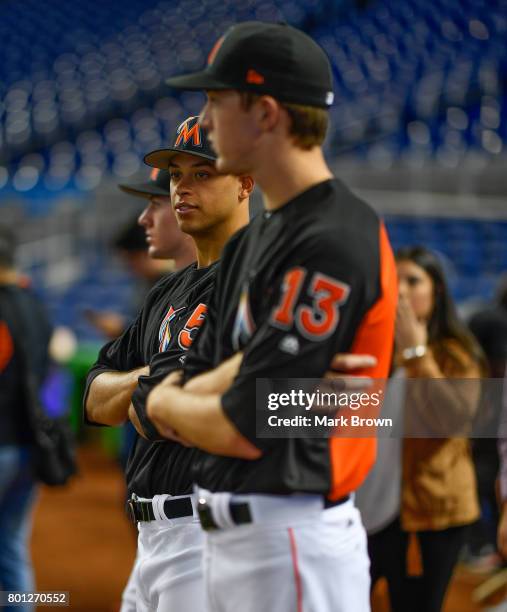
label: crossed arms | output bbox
[85,352,376,459]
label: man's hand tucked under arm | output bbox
[128,403,148,439]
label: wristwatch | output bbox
[401,344,427,362]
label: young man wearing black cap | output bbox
[84,116,254,611]
[146,22,398,611]
[120,168,196,266]
[86,170,196,341]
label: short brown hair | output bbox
[240,92,328,150]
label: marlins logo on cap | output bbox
[175,117,202,148]
[144,115,216,170]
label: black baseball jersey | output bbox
[182,178,397,499]
[83,262,218,497]
[0,285,52,445]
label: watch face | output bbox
[402,345,426,361]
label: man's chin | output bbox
[180,222,212,238]
[178,221,198,236]
[216,155,248,177]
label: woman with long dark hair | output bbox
[357,245,484,612]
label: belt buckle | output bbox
[127,493,139,523]
[197,496,218,531]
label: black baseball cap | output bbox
[118,168,171,199]
[165,22,334,109]
[144,115,216,169]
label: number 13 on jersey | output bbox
[271,267,350,340]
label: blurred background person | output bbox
[482,366,507,608]
[396,246,485,612]
[497,379,507,561]
[466,280,507,571]
[85,169,195,340]
[469,280,507,382]
[0,225,52,611]
[357,245,485,612]
[86,169,195,469]
[494,287,507,562]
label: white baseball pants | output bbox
[120,500,205,612]
[202,495,370,612]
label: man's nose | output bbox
[175,174,194,195]
[138,204,152,226]
[199,103,211,130]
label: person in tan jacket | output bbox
[358,245,484,612]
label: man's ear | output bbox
[238,176,255,200]
[256,96,281,132]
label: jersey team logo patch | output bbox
[159,303,209,353]
[232,283,256,351]
[158,306,185,352]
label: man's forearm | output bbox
[184,352,243,395]
[86,367,148,426]
[147,381,261,459]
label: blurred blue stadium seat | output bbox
[0,0,504,192]
[0,0,505,336]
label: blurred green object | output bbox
[65,343,122,457]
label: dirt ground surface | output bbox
[31,445,136,612]
[30,444,493,611]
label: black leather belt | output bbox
[127,494,194,523]
[197,495,350,531]
[324,495,350,509]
